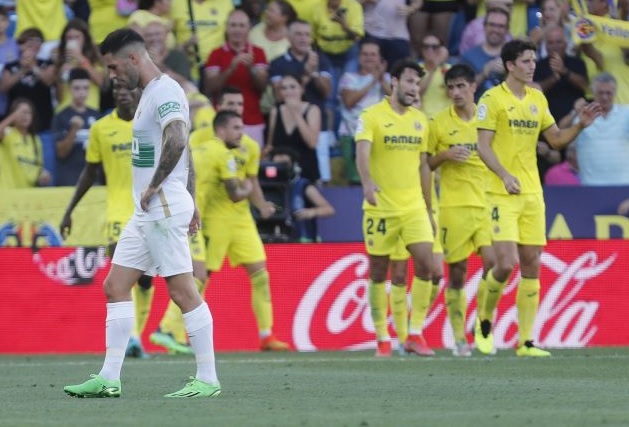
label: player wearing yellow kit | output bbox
[194,108,290,351]
[152,87,288,352]
[356,59,434,358]
[476,40,601,357]
[60,82,152,358]
[427,64,496,357]
[386,95,442,358]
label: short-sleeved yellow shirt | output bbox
[311,0,364,55]
[477,83,554,195]
[429,105,487,208]
[355,98,430,215]
[85,109,134,224]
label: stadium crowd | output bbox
[1,0,629,191]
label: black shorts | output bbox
[420,0,459,14]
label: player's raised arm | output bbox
[542,102,602,150]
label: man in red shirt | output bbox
[203,9,268,147]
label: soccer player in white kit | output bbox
[64,29,220,398]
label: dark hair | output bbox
[272,0,297,24]
[68,67,90,82]
[270,145,300,164]
[217,86,243,104]
[501,39,537,70]
[484,7,511,26]
[444,64,476,84]
[100,28,145,56]
[359,37,381,54]
[0,6,9,18]
[213,110,241,130]
[58,19,100,66]
[390,58,425,79]
[8,98,38,137]
[17,27,44,45]
[138,0,157,10]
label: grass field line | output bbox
[2,352,629,368]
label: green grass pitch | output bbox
[1,348,628,427]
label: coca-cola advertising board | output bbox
[0,241,627,353]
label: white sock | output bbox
[99,301,134,381]
[184,303,219,384]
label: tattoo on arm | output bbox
[149,120,188,189]
[224,178,240,201]
[186,146,195,199]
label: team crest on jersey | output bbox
[478,104,487,120]
[367,238,374,247]
[227,157,237,173]
[414,121,422,131]
[530,104,538,115]
[494,225,500,234]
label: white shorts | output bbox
[112,211,193,277]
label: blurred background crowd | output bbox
[1,0,628,192]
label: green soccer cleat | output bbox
[64,374,121,398]
[165,377,221,398]
[516,341,552,357]
[150,330,193,355]
[474,318,495,355]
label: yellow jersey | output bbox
[85,109,134,224]
[171,0,234,63]
[195,134,259,221]
[419,63,451,119]
[286,0,318,22]
[311,0,364,55]
[429,105,487,208]
[87,0,130,43]
[16,0,67,41]
[0,128,43,189]
[355,98,430,215]
[477,83,554,195]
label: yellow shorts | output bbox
[363,210,433,257]
[440,206,492,263]
[203,218,266,271]
[487,192,546,246]
[189,232,206,263]
[389,211,442,261]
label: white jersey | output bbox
[131,74,193,221]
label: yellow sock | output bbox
[429,283,440,308]
[251,269,273,334]
[132,284,154,338]
[516,277,540,346]
[483,269,507,322]
[159,277,207,344]
[390,284,408,344]
[409,277,432,334]
[445,288,467,342]
[369,281,389,340]
[476,277,488,320]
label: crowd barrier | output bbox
[1,186,628,249]
[1,241,627,353]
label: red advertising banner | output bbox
[0,241,627,354]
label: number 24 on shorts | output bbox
[366,218,387,235]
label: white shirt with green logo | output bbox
[132,74,193,221]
